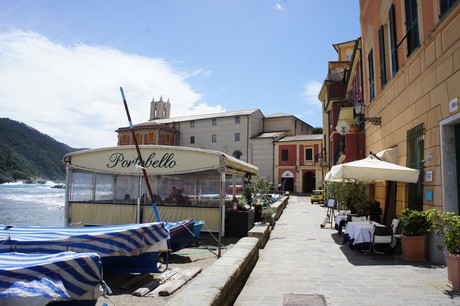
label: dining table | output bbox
[335,214,348,227]
[345,221,380,245]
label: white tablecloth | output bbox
[346,221,380,245]
[335,214,347,226]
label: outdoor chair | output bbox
[351,216,366,222]
[369,225,394,259]
[391,218,401,237]
[390,218,401,250]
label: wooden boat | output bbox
[0,251,111,306]
[0,222,170,274]
[165,219,203,252]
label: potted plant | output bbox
[350,117,361,133]
[245,176,273,205]
[261,207,275,226]
[244,176,273,222]
[325,180,370,214]
[400,208,432,262]
[427,210,460,291]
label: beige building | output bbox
[117,98,315,184]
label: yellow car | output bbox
[311,190,324,204]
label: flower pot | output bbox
[350,125,359,133]
[401,234,427,262]
[445,252,460,292]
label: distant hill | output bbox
[0,118,84,183]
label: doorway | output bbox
[302,171,315,193]
[441,114,460,214]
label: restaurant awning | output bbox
[325,154,420,183]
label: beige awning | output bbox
[376,147,398,164]
[325,154,420,183]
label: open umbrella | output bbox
[325,154,420,183]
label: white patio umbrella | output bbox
[325,154,420,183]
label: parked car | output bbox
[311,190,324,204]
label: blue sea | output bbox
[0,182,65,226]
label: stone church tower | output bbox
[149,96,171,120]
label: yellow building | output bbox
[359,0,460,218]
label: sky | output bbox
[0,0,360,148]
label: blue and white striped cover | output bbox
[0,251,109,306]
[0,222,170,257]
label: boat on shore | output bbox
[0,251,110,306]
[165,219,204,252]
[0,222,170,274]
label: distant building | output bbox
[116,97,320,188]
[275,134,325,193]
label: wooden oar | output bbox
[120,87,161,222]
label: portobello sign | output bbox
[64,145,257,176]
[106,152,177,170]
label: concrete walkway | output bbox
[234,195,459,306]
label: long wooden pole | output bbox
[120,87,160,222]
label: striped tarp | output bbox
[0,222,170,257]
[0,251,110,306]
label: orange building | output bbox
[274,135,325,193]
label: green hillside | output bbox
[0,118,83,183]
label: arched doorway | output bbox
[281,170,294,192]
[302,171,315,193]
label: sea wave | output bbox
[1,181,25,185]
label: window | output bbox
[368,49,375,101]
[405,0,420,56]
[235,116,240,124]
[165,134,171,145]
[235,133,240,141]
[190,136,195,144]
[121,134,129,145]
[379,25,388,87]
[389,4,398,76]
[281,149,289,161]
[212,134,217,143]
[147,132,156,144]
[135,133,141,144]
[346,53,353,61]
[212,119,217,126]
[190,121,195,128]
[305,148,313,161]
[440,0,458,17]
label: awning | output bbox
[375,147,398,164]
[325,154,420,183]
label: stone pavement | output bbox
[234,195,460,306]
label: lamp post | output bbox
[354,101,382,125]
[315,149,328,191]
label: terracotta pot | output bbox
[445,252,460,292]
[350,125,358,133]
[401,234,427,262]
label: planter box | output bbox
[445,252,460,292]
[401,234,427,262]
[227,210,254,238]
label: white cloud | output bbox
[303,81,322,110]
[275,3,284,11]
[0,30,224,148]
[295,81,323,128]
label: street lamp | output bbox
[315,152,328,168]
[354,102,382,125]
[315,149,328,191]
